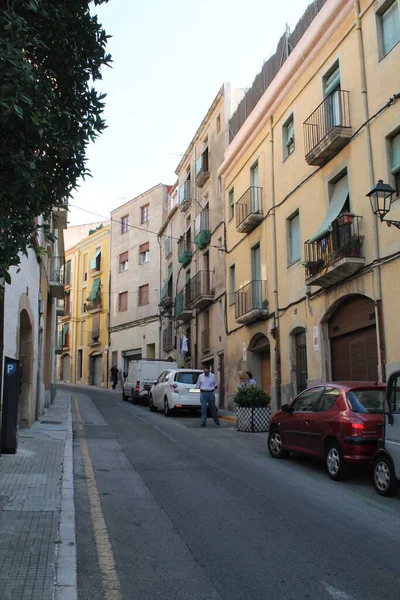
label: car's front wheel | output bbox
[373,455,397,497]
[164,397,172,417]
[268,429,289,459]
[326,441,347,481]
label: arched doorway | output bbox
[60,354,71,382]
[19,309,34,427]
[290,327,308,394]
[248,333,271,394]
[89,352,103,386]
[328,295,378,381]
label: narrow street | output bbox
[65,384,400,600]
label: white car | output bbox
[149,369,219,416]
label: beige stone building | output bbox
[157,84,245,409]
[218,0,400,409]
[109,184,170,374]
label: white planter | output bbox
[236,406,271,433]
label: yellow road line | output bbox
[220,415,236,423]
[73,395,122,600]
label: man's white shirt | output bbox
[196,372,218,391]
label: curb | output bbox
[220,415,237,424]
[54,395,77,600]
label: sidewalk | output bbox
[0,390,76,600]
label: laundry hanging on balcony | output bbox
[308,176,349,243]
[180,335,188,356]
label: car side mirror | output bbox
[153,380,158,385]
[281,404,290,412]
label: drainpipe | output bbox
[269,116,281,409]
[353,0,386,382]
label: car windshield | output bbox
[347,389,386,414]
[176,372,200,385]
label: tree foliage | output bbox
[0,0,111,280]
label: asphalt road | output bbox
[63,384,400,600]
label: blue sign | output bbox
[6,362,17,376]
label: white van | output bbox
[122,359,177,404]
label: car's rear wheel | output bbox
[373,455,397,497]
[326,442,347,481]
[149,395,157,412]
[164,397,172,417]
[268,429,289,459]
[131,389,137,405]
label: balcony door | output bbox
[251,245,261,309]
[324,63,341,128]
[250,162,260,213]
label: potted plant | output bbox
[233,386,271,433]
[349,234,364,257]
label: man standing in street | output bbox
[196,365,220,427]
[110,363,119,390]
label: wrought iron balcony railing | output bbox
[175,286,192,321]
[195,150,210,187]
[88,329,101,345]
[304,90,351,166]
[235,187,263,233]
[194,209,211,250]
[178,236,192,267]
[235,280,269,324]
[179,181,192,211]
[188,270,214,309]
[304,214,364,287]
[86,296,102,313]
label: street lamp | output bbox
[366,179,400,229]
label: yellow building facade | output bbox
[219,0,400,409]
[58,224,110,387]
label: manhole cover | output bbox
[40,420,63,425]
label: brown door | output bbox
[218,354,225,409]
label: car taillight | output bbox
[171,383,178,392]
[351,422,365,430]
[136,380,140,392]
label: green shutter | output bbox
[61,323,69,346]
[89,278,101,300]
[161,283,167,299]
[167,264,173,283]
[392,133,400,174]
[309,176,349,243]
[66,261,71,285]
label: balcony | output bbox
[163,324,173,352]
[178,237,192,267]
[88,328,101,346]
[164,235,172,259]
[304,214,365,288]
[53,199,68,231]
[90,251,102,276]
[236,187,263,233]
[49,256,65,299]
[55,298,65,317]
[56,323,70,355]
[159,292,173,314]
[86,296,102,313]
[304,90,352,167]
[195,149,210,188]
[188,271,214,310]
[194,210,211,250]
[175,286,192,321]
[235,280,269,324]
[179,181,192,212]
[201,328,210,354]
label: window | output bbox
[65,260,71,286]
[381,0,400,56]
[216,114,221,134]
[323,61,341,127]
[291,387,324,412]
[228,188,235,220]
[140,204,150,224]
[316,388,340,412]
[391,132,400,196]
[82,254,88,282]
[90,247,101,273]
[118,291,128,312]
[288,211,301,265]
[283,114,295,159]
[121,215,129,234]
[139,284,149,305]
[347,389,386,414]
[229,265,236,305]
[139,242,150,264]
[119,251,129,272]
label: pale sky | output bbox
[69,0,312,226]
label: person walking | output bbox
[110,363,119,390]
[196,365,220,427]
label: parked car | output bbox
[268,382,386,480]
[372,370,400,496]
[122,359,177,403]
[149,369,219,416]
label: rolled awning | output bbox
[89,278,101,300]
[309,176,349,243]
[167,264,173,283]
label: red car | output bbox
[268,383,386,480]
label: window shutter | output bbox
[119,251,128,263]
[392,133,400,174]
[324,65,340,96]
[92,315,100,331]
[139,242,149,253]
[66,261,71,285]
[382,2,400,55]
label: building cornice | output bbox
[218,0,352,182]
